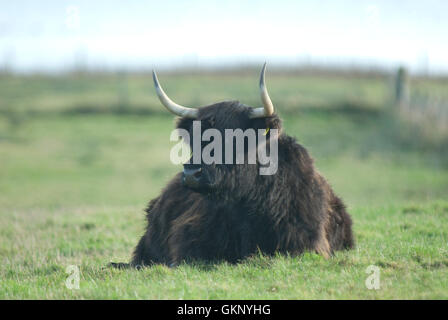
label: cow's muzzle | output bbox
[182,165,204,190]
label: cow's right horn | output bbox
[152,70,199,118]
[249,63,275,118]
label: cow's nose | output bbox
[182,167,202,188]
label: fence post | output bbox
[117,70,129,112]
[394,66,409,108]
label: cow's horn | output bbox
[250,63,275,118]
[152,70,199,118]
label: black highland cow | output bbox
[111,64,354,268]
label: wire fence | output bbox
[395,68,448,142]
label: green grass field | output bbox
[0,71,447,299]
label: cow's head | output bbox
[152,64,282,197]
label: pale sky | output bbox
[0,0,447,73]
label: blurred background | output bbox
[1,0,447,212]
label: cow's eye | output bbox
[207,117,215,127]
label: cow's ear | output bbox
[262,116,282,141]
[176,117,193,131]
[265,116,282,131]
[251,115,282,135]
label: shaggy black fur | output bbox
[113,101,354,268]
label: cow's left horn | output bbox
[152,70,199,118]
[249,63,275,118]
